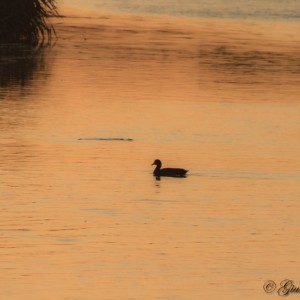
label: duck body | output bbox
[152,159,188,178]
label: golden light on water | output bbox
[0,6,300,300]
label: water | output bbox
[62,0,300,21]
[1,3,300,300]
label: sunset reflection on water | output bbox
[0,9,300,300]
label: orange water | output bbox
[0,12,300,300]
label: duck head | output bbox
[151,159,162,168]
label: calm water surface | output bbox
[62,0,300,21]
[0,7,300,300]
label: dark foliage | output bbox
[0,0,58,45]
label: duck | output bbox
[151,159,188,178]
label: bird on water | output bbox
[151,159,188,178]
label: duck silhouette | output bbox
[152,159,188,178]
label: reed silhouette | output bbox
[0,0,58,45]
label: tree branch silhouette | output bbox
[0,0,58,45]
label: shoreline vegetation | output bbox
[0,0,58,45]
